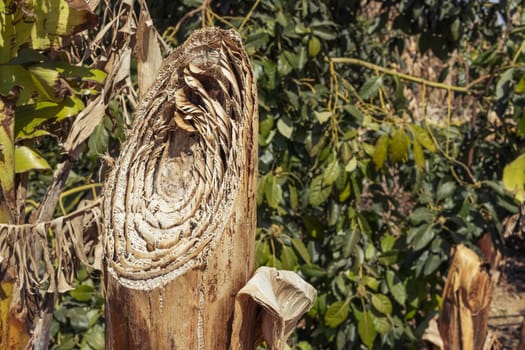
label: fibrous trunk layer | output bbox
[103,28,258,349]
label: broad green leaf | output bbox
[70,285,94,302]
[343,230,360,258]
[0,65,36,104]
[410,207,434,225]
[323,159,340,186]
[291,237,311,264]
[423,253,443,276]
[28,66,60,102]
[359,76,382,100]
[358,311,377,349]
[30,0,98,50]
[300,264,328,278]
[503,154,525,202]
[309,174,331,206]
[374,316,390,335]
[268,255,283,269]
[264,174,282,208]
[325,301,349,328]
[407,224,435,251]
[345,157,357,173]
[277,117,293,138]
[413,139,425,169]
[315,111,331,124]
[371,294,393,315]
[15,96,85,140]
[87,123,110,159]
[386,270,407,306]
[84,324,105,350]
[255,240,270,267]
[14,145,51,173]
[66,307,90,332]
[515,76,525,95]
[410,124,436,152]
[437,181,456,201]
[373,134,389,169]
[308,36,322,57]
[390,128,410,163]
[281,245,298,270]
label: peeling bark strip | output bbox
[103,28,258,349]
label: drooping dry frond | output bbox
[0,200,103,312]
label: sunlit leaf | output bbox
[277,117,293,138]
[281,245,298,270]
[309,174,331,206]
[325,301,349,328]
[390,128,410,163]
[413,139,425,169]
[264,174,282,208]
[69,285,94,302]
[308,36,322,57]
[373,134,389,169]
[410,124,436,152]
[503,154,525,202]
[371,294,392,315]
[358,311,377,349]
[323,159,340,186]
[14,145,51,173]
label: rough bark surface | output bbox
[103,28,258,349]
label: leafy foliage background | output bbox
[2,0,525,349]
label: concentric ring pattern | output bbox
[103,29,256,290]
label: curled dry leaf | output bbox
[231,266,317,350]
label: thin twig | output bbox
[330,57,471,94]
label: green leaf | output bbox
[87,123,110,159]
[386,270,407,306]
[410,124,436,152]
[408,224,436,251]
[277,116,293,138]
[359,76,382,100]
[515,76,525,95]
[14,146,51,173]
[309,174,331,206]
[325,301,349,328]
[84,324,105,350]
[300,264,328,278]
[281,245,298,270]
[323,159,341,186]
[374,316,390,335]
[503,154,525,202]
[358,311,377,349]
[390,128,410,163]
[409,208,434,225]
[291,237,311,264]
[70,285,94,302]
[67,307,90,332]
[288,184,298,210]
[373,134,389,169]
[413,139,425,169]
[308,36,322,57]
[371,294,393,315]
[437,181,456,201]
[315,111,331,124]
[264,174,282,208]
[255,240,270,267]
